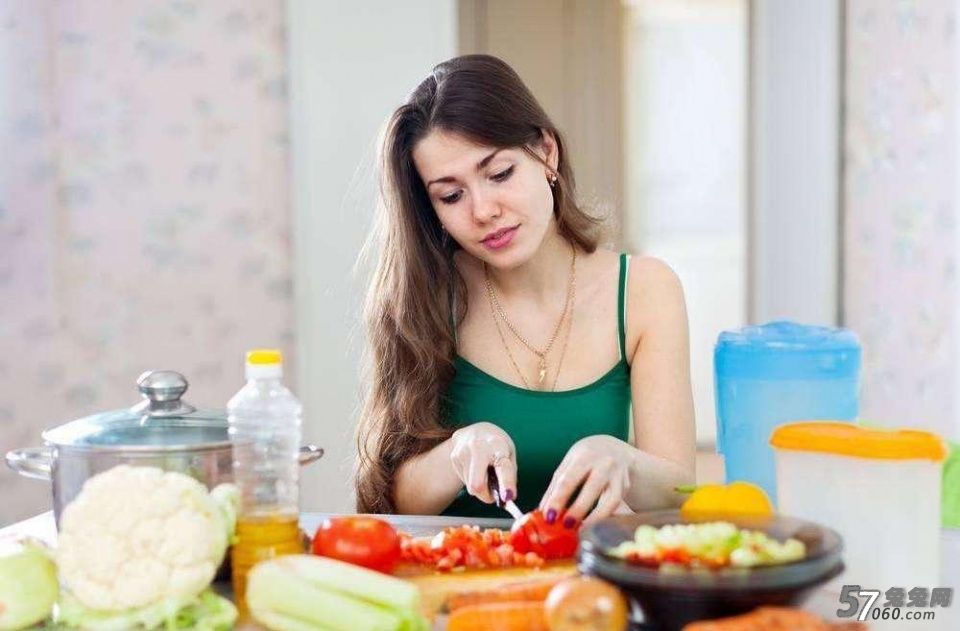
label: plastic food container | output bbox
[714,321,861,503]
[943,528,960,590]
[771,422,947,593]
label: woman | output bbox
[357,54,695,526]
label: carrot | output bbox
[446,577,563,612]
[446,602,549,631]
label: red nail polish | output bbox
[546,508,557,524]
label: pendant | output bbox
[538,358,547,385]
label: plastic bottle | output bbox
[228,349,303,613]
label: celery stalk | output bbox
[247,560,405,631]
[264,555,421,611]
[247,609,336,631]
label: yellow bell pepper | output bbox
[679,481,773,518]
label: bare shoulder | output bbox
[624,255,688,358]
[628,255,683,295]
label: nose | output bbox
[471,188,501,224]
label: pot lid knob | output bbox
[133,370,196,416]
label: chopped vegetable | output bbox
[246,554,429,631]
[312,516,401,573]
[608,522,805,569]
[446,577,563,612]
[0,540,58,631]
[447,602,549,631]
[509,509,579,560]
[544,576,629,631]
[679,482,773,518]
[54,465,239,629]
[400,525,546,571]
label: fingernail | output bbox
[504,489,515,502]
[546,508,557,524]
[563,516,577,529]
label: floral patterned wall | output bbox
[844,0,958,441]
[0,0,293,525]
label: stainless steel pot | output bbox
[6,370,323,526]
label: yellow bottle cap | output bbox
[246,349,283,365]
[770,421,947,461]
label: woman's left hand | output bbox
[539,435,634,527]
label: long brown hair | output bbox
[356,54,602,513]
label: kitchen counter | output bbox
[2,511,953,631]
[0,512,520,631]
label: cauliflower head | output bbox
[57,465,238,612]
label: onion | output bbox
[544,576,629,631]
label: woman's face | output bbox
[412,130,558,269]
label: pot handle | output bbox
[5,447,53,481]
[298,444,324,466]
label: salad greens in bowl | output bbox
[578,510,844,630]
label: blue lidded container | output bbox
[714,321,861,502]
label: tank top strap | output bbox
[617,253,630,361]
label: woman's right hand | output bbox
[449,422,518,504]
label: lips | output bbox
[481,225,519,250]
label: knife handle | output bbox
[487,465,502,507]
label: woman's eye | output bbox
[440,190,463,204]
[491,165,514,182]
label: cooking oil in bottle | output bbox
[228,349,303,615]
[231,512,303,613]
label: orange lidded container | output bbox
[770,421,946,594]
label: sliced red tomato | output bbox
[311,516,401,573]
[399,525,546,571]
[509,509,580,560]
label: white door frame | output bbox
[749,0,842,325]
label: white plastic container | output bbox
[943,528,960,590]
[771,422,947,593]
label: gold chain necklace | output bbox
[486,279,576,391]
[488,300,534,389]
[550,277,575,391]
[484,246,577,387]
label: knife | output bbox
[487,465,524,521]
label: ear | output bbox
[539,128,560,172]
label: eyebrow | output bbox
[426,149,504,188]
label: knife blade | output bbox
[487,466,524,522]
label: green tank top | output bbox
[440,253,632,517]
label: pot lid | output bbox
[42,370,229,450]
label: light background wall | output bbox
[844,0,959,442]
[0,0,294,525]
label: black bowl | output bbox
[578,510,844,631]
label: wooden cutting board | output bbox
[300,514,579,622]
[396,561,578,620]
